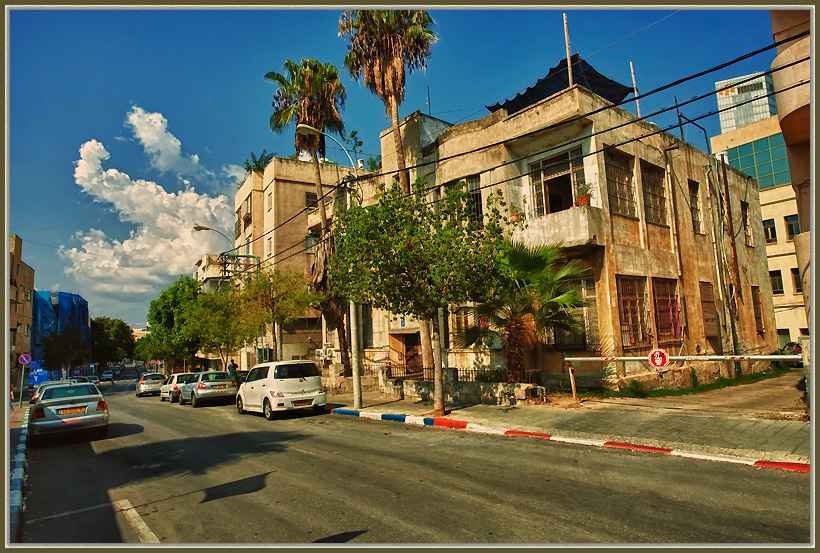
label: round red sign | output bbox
[649,348,669,368]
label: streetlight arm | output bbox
[193,225,234,248]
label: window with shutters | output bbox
[605,150,636,217]
[641,161,667,225]
[653,278,682,343]
[700,282,718,337]
[689,180,702,233]
[741,201,753,246]
[617,276,651,349]
[751,286,764,334]
[763,219,777,243]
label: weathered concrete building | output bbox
[373,81,778,391]
[9,234,35,396]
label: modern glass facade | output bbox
[725,133,791,190]
[715,72,778,133]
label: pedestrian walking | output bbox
[227,359,238,379]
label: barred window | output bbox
[617,276,652,349]
[689,180,701,233]
[652,278,682,343]
[306,192,319,209]
[554,278,599,349]
[642,161,667,225]
[530,148,584,217]
[466,175,483,223]
[605,149,636,217]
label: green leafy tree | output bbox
[458,240,588,382]
[90,317,136,373]
[147,276,202,369]
[265,57,352,371]
[240,268,323,362]
[331,177,508,416]
[339,9,437,195]
[41,325,89,374]
[181,289,260,371]
[244,150,274,174]
[133,333,173,373]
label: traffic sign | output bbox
[19,354,31,365]
[648,348,669,368]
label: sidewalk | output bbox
[326,369,811,470]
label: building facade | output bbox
[712,114,808,348]
[715,72,779,133]
[373,82,778,390]
[9,235,35,394]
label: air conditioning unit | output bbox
[314,349,324,360]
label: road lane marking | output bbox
[25,502,111,524]
[114,499,160,543]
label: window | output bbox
[777,329,791,349]
[785,214,800,240]
[763,219,777,243]
[641,161,667,225]
[529,148,584,217]
[751,286,764,334]
[554,278,599,348]
[792,267,803,294]
[688,180,701,233]
[466,175,483,223]
[605,149,636,217]
[770,270,784,294]
[306,192,319,209]
[305,230,320,254]
[653,278,682,342]
[267,192,273,211]
[267,237,272,259]
[699,283,719,338]
[453,310,470,339]
[617,276,651,349]
[741,201,753,246]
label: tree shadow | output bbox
[312,530,368,543]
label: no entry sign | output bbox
[19,354,31,365]
[649,348,669,368]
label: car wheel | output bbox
[160,394,165,402]
[192,393,200,408]
[237,396,246,415]
[179,393,186,405]
[263,400,275,420]
[313,404,325,414]
[171,393,178,404]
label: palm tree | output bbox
[458,240,588,383]
[266,58,346,236]
[339,10,437,196]
[265,58,352,372]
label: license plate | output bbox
[59,407,86,415]
[293,399,312,407]
[213,385,226,389]
[150,382,159,386]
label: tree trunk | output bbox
[419,319,434,369]
[431,316,445,417]
[310,143,330,236]
[389,95,410,195]
[338,305,352,375]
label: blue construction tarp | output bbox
[31,291,91,365]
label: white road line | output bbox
[25,502,111,524]
[114,499,161,543]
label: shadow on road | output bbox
[313,530,369,543]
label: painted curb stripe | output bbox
[753,460,811,472]
[330,409,810,472]
[114,499,160,543]
[604,441,674,454]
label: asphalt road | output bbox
[20,381,810,544]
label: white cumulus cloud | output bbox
[61,117,236,321]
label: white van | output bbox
[236,360,327,420]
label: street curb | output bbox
[9,406,30,543]
[330,408,811,473]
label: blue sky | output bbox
[7,8,779,328]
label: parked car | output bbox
[72,376,90,383]
[782,342,804,368]
[88,375,101,387]
[30,379,83,404]
[101,370,114,381]
[160,373,194,403]
[236,360,327,420]
[178,371,237,407]
[135,373,165,397]
[28,382,109,444]
[233,370,249,385]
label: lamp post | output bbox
[193,225,234,248]
[296,123,363,410]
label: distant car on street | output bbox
[28,382,109,444]
[236,360,327,420]
[101,370,114,381]
[178,371,237,407]
[782,342,804,368]
[135,373,165,397]
[160,373,193,403]
[88,375,101,387]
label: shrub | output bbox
[690,368,700,389]
[624,379,648,398]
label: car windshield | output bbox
[42,385,99,400]
[200,372,231,382]
[274,363,320,379]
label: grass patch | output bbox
[566,364,795,400]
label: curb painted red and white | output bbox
[331,408,810,473]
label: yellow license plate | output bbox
[293,399,312,406]
[59,407,87,415]
[213,385,226,389]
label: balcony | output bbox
[512,205,607,249]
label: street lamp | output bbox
[193,225,234,248]
[296,123,363,410]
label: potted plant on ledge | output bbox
[575,182,594,206]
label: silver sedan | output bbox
[28,382,109,443]
[178,371,237,407]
